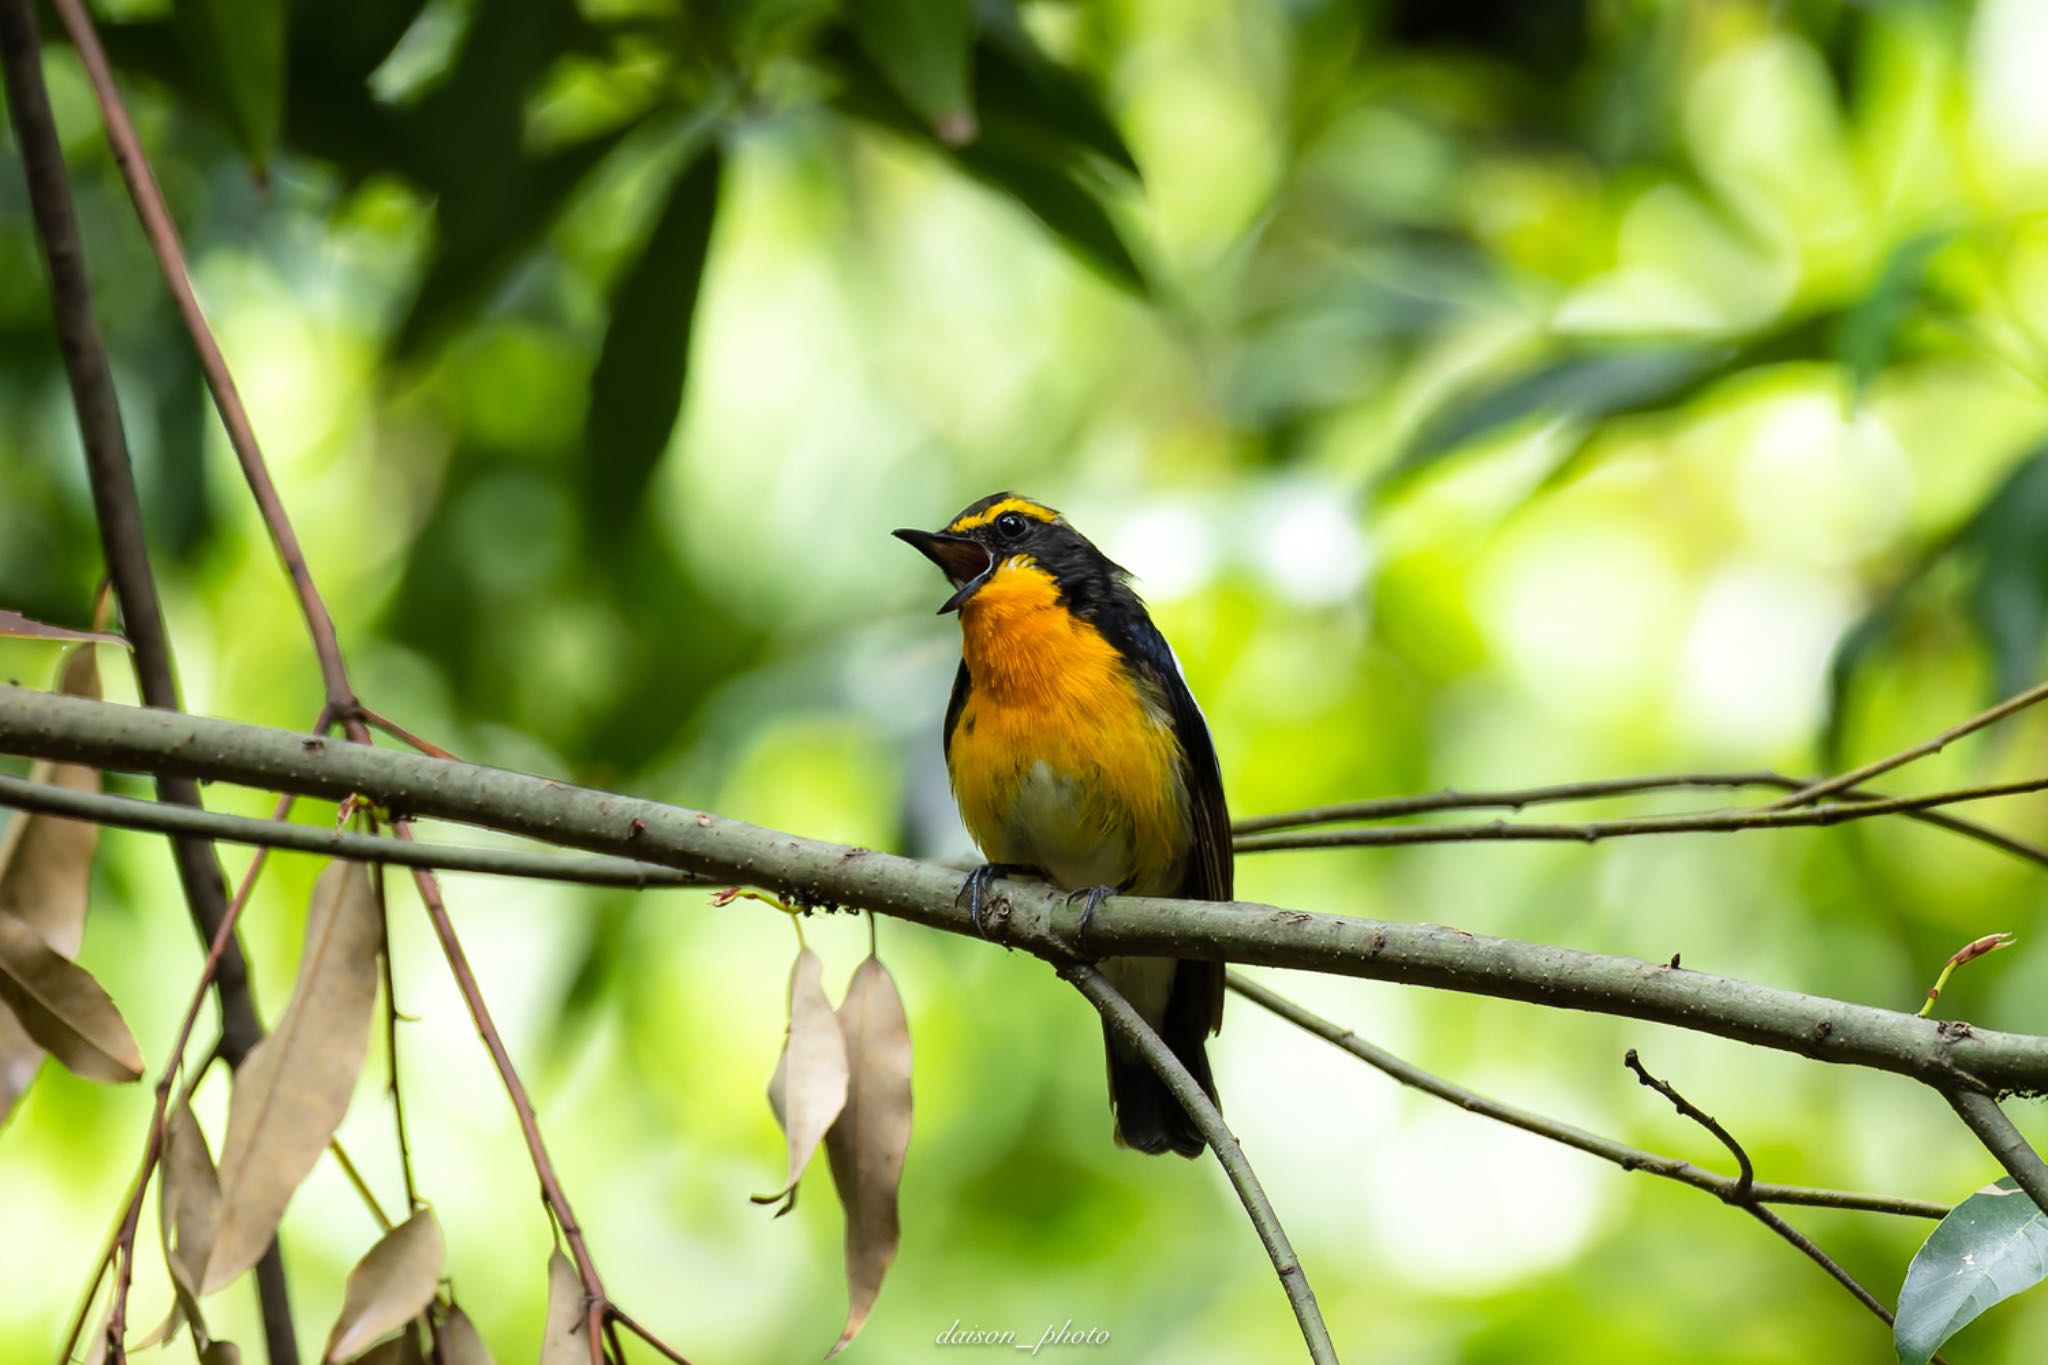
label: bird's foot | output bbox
[956,863,1042,943]
[1064,883,1120,937]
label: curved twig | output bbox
[1061,963,1336,1364]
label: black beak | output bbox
[892,528,994,613]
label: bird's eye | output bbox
[995,511,1028,539]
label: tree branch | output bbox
[1767,677,2048,811]
[0,772,705,887]
[1623,1050,1934,1358]
[1231,777,2048,853]
[1945,1088,2048,1216]
[1226,973,1946,1218]
[1234,770,2048,870]
[1060,963,1335,1364]
[7,689,2048,1098]
[0,6,296,1356]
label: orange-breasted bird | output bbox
[895,493,1228,1157]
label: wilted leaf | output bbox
[436,1305,497,1365]
[0,913,143,1083]
[540,1249,588,1365]
[324,1209,446,1362]
[823,954,913,1357]
[0,610,126,647]
[1896,1177,2048,1364]
[173,0,286,175]
[205,861,381,1293]
[354,1330,425,1365]
[139,1097,224,1348]
[850,0,975,141]
[583,141,724,536]
[754,946,848,1213]
[0,644,103,1123]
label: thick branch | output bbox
[1062,964,1335,1363]
[7,689,2048,1097]
[1227,973,1945,1218]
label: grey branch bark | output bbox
[4,688,2048,1100]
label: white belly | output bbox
[988,760,1135,892]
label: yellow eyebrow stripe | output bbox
[946,497,1059,534]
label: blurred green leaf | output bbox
[583,139,723,536]
[850,0,975,143]
[1896,1177,2048,1364]
[1392,313,1837,488]
[826,32,1146,292]
[1827,440,2048,754]
[977,22,1138,175]
[174,0,285,175]
[1837,231,1951,404]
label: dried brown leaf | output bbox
[352,1330,425,1365]
[324,1210,446,1362]
[139,1098,224,1348]
[203,1344,245,1365]
[823,954,913,1358]
[0,608,127,647]
[540,1249,589,1365]
[0,644,102,1121]
[753,947,847,1212]
[436,1305,498,1365]
[0,913,142,1082]
[204,861,381,1293]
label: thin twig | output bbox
[328,1138,397,1234]
[1624,1050,1935,1358]
[1767,677,2048,810]
[370,859,421,1211]
[360,707,458,760]
[1232,776,2048,852]
[0,774,706,885]
[1945,1088,2048,1217]
[0,5,297,1356]
[1235,770,2048,871]
[1227,973,1946,1218]
[1059,962,1336,1365]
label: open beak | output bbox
[892,528,994,613]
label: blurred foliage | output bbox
[6,0,2048,1360]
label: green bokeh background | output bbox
[5,0,2048,1360]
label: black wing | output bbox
[941,660,971,758]
[1105,611,1232,904]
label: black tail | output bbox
[1105,960,1222,1158]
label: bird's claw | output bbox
[1065,884,1117,936]
[956,863,1035,943]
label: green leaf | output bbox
[1896,1177,2048,1364]
[976,23,1137,175]
[849,0,975,143]
[1836,231,1951,404]
[174,0,285,176]
[582,140,724,536]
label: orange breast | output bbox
[946,558,1190,894]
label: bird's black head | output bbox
[892,492,1126,614]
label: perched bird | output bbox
[894,493,1230,1157]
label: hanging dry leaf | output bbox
[0,644,104,1122]
[823,954,913,1358]
[203,1344,245,1365]
[436,1305,498,1365]
[0,913,142,1082]
[540,1249,589,1365]
[0,607,126,647]
[324,1209,446,1362]
[137,1098,225,1350]
[204,861,381,1294]
[352,1330,424,1365]
[753,946,847,1214]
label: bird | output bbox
[894,493,1229,1157]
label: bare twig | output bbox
[1624,1050,1934,1358]
[0,772,706,887]
[1060,963,1336,1365]
[1235,770,2048,870]
[1945,1089,2048,1217]
[0,7,297,1355]
[370,860,421,1211]
[329,1138,398,1234]
[1767,677,2048,811]
[1232,777,2048,852]
[1227,973,1945,1218]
